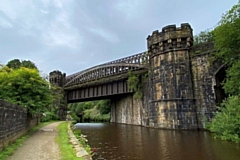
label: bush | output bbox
[96,100,111,114]
[70,112,79,122]
[41,111,59,122]
[207,96,240,142]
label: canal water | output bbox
[75,123,240,160]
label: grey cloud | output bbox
[0,0,237,75]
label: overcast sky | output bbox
[0,0,238,75]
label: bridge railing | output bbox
[65,51,149,87]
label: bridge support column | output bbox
[110,94,143,126]
[147,24,198,129]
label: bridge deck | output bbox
[64,51,149,89]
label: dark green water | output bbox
[75,123,240,160]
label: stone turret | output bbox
[49,70,67,120]
[147,23,193,52]
[49,70,66,87]
[147,23,197,129]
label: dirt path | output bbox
[7,122,63,160]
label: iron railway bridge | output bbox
[64,51,149,102]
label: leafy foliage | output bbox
[213,2,240,64]
[51,85,65,110]
[127,71,139,92]
[0,66,52,114]
[83,105,110,122]
[127,71,142,99]
[72,128,91,154]
[207,1,240,142]
[207,96,240,142]
[194,29,214,45]
[68,100,111,122]
[41,111,59,122]
[212,1,240,96]
[223,60,240,95]
[7,59,38,70]
[96,100,111,114]
[6,59,21,69]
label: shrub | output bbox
[207,96,240,142]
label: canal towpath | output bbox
[7,121,62,160]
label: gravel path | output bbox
[7,122,63,160]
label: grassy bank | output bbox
[71,125,91,154]
[56,122,84,160]
[0,121,56,160]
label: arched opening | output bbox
[214,65,227,105]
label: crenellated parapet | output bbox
[147,23,193,55]
[49,70,66,87]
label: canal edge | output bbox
[67,122,92,160]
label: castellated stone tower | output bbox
[147,23,198,129]
[49,70,67,120]
[49,70,66,87]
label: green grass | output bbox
[0,136,27,160]
[55,122,83,160]
[0,121,57,160]
[72,129,91,154]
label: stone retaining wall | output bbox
[0,100,37,151]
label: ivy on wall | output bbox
[127,71,143,99]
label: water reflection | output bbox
[75,123,240,160]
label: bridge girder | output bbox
[64,51,149,89]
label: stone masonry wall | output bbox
[110,94,143,126]
[146,23,198,129]
[0,100,37,151]
[191,49,224,128]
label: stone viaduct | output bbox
[49,23,225,130]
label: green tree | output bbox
[97,100,111,114]
[6,59,21,69]
[84,101,96,110]
[51,85,65,111]
[0,66,52,114]
[7,59,38,70]
[194,29,214,45]
[67,100,111,122]
[223,60,240,95]
[207,1,240,142]
[75,103,85,113]
[213,1,240,64]
[21,60,38,70]
[207,96,240,142]
[213,1,240,96]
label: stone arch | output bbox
[213,64,227,105]
[191,53,227,128]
